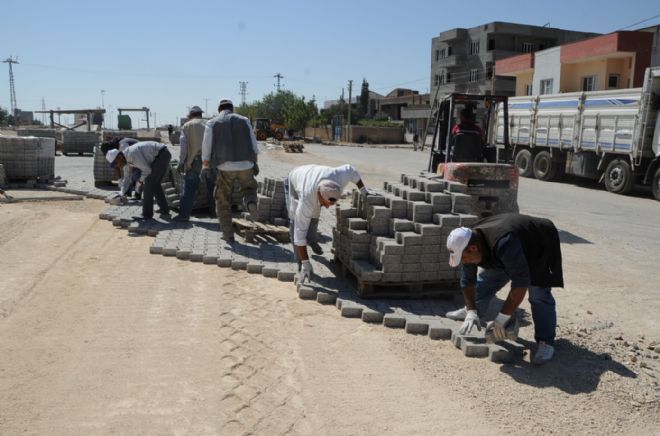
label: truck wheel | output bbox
[514,149,534,178]
[651,167,660,201]
[274,131,284,141]
[532,151,558,181]
[604,159,634,195]
[256,131,267,141]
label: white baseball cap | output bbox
[446,227,472,267]
[105,148,121,166]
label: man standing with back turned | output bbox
[201,98,259,242]
[174,105,215,221]
[446,213,563,365]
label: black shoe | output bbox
[132,215,152,221]
[172,215,189,222]
[221,234,235,243]
[159,212,172,220]
[309,242,324,255]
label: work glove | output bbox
[252,162,260,176]
[200,166,211,182]
[359,186,369,196]
[458,310,481,335]
[177,162,185,173]
[300,260,314,283]
[485,313,518,343]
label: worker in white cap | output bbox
[446,213,563,365]
[285,164,370,282]
[173,105,215,221]
[106,141,172,220]
[201,98,259,241]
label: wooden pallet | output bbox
[334,255,460,299]
[232,218,290,243]
[283,142,304,153]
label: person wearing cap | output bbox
[201,98,259,241]
[285,164,369,282]
[102,137,141,201]
[173,106,215,222]
[446,213,563,365]
[106,141,172,220]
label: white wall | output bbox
[532,47,561,94]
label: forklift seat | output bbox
[452,132,484,162]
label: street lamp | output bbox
[101,90,105,108]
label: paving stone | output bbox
[277,271,295,282]
[246,263,264,274]
[461,337,490,358]
[383,313,406,328]
[202,255,218,264]
[262,266,280,277]
[189,252,204,262]
[340,302,364,318]
[361,308,384,324]
[428,320,453,340]
[405,319,430,335]
[297,285,318,300]
[176,250,191,260]
[217,257,233,268]
[488,344,515,363]
[231,259,248,270]
[316,291,337,305]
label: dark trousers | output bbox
[142,148,171,218]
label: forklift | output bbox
[424,93,519,216]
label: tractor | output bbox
[254,118,287,141]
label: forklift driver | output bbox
[451,106,484,162]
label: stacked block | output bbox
[93,146,116,184]
[17,128,57,145]
[61,131,100,155]
[255,177,289,225]
[333,173,479,285]
[102,130,138,142]
[0,136,55,180]
[162,166,243,211]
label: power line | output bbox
[616,12,660,31]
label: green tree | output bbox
[359,78,370,118]
[283,96,319,131]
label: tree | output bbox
[283,96,319,131]
[359,78,370,118]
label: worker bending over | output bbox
[285,164,369,282]
[446,213,563,365]
[106,141,172,220]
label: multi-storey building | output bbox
[430,22,597,97]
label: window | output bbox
[469,69,480,82]
[522,42,535,53]
[488,39,495,51]
[447,46,452,56]
[470,40,480,55]
[525,84,533,96]
[608,74,619,89]
[540,79,554,95]
[486,63,494,79]
[435,50,439,62]
[435,74,440,86]
[439,48,446,58]
[582,75,597,91]
[446,72,452,83]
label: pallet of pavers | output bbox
[61,131,100,155]
[254,177,289,225]
[333,172,479,298]
[93,146,116,185]
[161,166,243,211]
[0,136,55,181]
[282,141,304,153]
[102,130,138,142]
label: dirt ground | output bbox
[0,149,659,434]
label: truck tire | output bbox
[514,149,534,178]
[651,167,660,201]
[532,151,558,181]
[604,158,634,195]
[256,131,267,141]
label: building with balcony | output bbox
[431,22,598,97]
[495,31,654,95]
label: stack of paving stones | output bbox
[0,136,55,181]
[333,172,479,288]
[161,166,243,211]
[17,128,58,145]
[61,131,100,155]
[254,177,289,225]
[93,146,115,185]
[0,164,7,186]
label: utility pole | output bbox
[204,98,209,115]
[101,89,105,108]
[41,97,46,124]
[239,81,248,105]
[3,56,19,117]
[347,80,353,142]
[274,73,284,92]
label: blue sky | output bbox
[2,0,659,126]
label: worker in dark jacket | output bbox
[446,213,563,365]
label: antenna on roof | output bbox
[543,22,551,27]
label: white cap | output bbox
[105,148,120,166]
[218,98,233,107]
[318,179,341,202]
[446,227,472,267]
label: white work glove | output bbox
[300,260,314,283]
[486,313,512,342]
[458,310,481,335]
